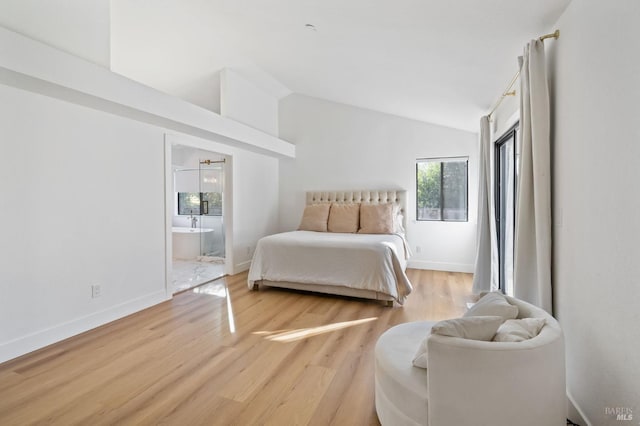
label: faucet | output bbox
[190,215,198,229]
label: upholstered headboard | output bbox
[306,190,407,229]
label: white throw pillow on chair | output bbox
[493,318,546,342]
[465,291,518,320]
[412,316,503,369]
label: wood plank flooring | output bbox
[0,269,473,426]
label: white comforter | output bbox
[247,231,412,304]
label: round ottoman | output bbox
[374,321,435,426]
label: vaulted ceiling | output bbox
[110,0,571,133]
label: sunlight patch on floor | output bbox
[192,282,236,333]
[253,329,292,336]
[226,286,236,334]
[254,317,378,343]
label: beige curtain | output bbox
[472,116,496,293]
[514,40,552,313]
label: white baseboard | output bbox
[0,290,169,364]
[233,260,252,275]
[407,260,474,273]
[567,390,591,426]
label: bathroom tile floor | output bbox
[172,260,226,293]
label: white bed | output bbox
[247,190,413,305]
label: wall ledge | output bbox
[0,26,295,159]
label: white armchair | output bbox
[374,296,566,426]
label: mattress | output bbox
[247,230,413,304]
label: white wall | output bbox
[0,0,110,67]
[0,81,280,366]
[279,94,478,272]
[0,84,166,362]
[232,151,280,269]
[547,1,640,424]
[0,0,280,365]
[110,1,291,115]
[221,69,280,137]
[491,94,519,140]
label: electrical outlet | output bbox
[247,246,252,255]
[416,246,422,253]
[91,284,101,299]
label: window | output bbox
[177,192,222,216]
[416,157,468,221]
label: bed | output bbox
[247,190,412,305]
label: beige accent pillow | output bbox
[328,203,360,233]
[359,203,394,234]
[413,316,503,369]
[464,291,519,321]
[298,204,331,232]
[493,318,546,342]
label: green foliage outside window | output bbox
[417,158,468,221]
[178,192,222,216]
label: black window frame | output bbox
[494,122,519,293]
[177,192,222,216]
[415,156,469,222]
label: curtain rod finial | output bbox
[540,29,560,41]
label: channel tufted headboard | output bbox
[306,190,407,229]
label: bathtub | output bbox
[172,227,214,234]
[172,226,214,260]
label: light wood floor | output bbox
[0,269,473,426]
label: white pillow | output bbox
[493,318,546,342]
[393,204,405,234]
[412,335,430,369]
[412,316,503,369]
[431,315,504,340]
[465,291,518,321]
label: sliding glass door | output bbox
[495,124,519,295]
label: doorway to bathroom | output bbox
[170,144,228,293]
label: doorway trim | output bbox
[164,133,234,298]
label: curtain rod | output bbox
[487,30,560,119]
